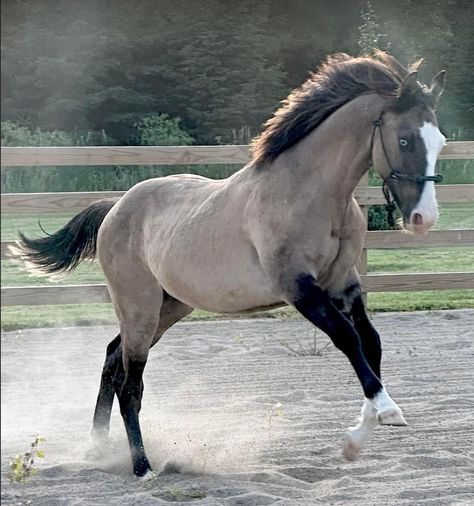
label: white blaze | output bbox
[411,122,446,227]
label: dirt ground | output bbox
[1,310,473,505]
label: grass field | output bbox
[2,203,474,330]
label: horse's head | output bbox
[371,70,446,234]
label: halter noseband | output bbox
[370,111,443,227]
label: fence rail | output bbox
[2,229,474,261]
[2,271,474,306]
[2,185,473,214]
[0,145,251,166]
[1,142,473,307]
[2,141,473,166]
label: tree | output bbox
[372,0,474,138]
[1,0,472,142]
[135,114,194,146]
[357,1,390,54]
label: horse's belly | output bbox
[155,250,280,313]
[181,286,281,314]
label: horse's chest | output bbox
[316,228,363,289]
[321,238,342,272]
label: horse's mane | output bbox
[251,51,429,166]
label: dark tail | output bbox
[11,200,116,276]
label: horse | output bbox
[13,51,446,477]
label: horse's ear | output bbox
[430,70,446,108]
[398,71,420,98]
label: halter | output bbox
[370,111,443,227]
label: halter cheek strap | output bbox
[370,112,443,226]
[382,182,397,228]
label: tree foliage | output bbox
[135,114,194,146]
[2,0,472,144]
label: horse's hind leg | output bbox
[96,262,165,477]
[91,331,149,476]
[91,294,192,440]
[91,287,193,475]
[117,291,194,477]
[91,333,122,441]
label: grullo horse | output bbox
[13,51,446,476]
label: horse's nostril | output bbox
[413,213,423,225]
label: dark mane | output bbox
[251,51,430,166]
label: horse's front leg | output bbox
[287,274,406,456]
[337,286,407,459]
[292,274,381,396]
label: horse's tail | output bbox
[10,200,116,276]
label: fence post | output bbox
[357,173,369,305]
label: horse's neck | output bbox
[271,94,384,205]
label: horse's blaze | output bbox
[406,122,446,235]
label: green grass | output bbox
[2,202,473,331]
[436,202,474,229]
[1,213,74,240]
[368,247,474,274]
[367,290,474,312]
[365,201,474,313]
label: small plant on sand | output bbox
[280,328,332,356]
[6,435,46,484]
[267,402,285,427]
[231,332,250,350]
[153,485,206,501]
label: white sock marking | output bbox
[372,387,398,413]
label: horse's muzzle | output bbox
[404,209,438,235]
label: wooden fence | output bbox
[1,142,474,306]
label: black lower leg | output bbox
[116,358,151,477]
[92,334,122,436]
[351,295,382,379]
[293,275,382,398]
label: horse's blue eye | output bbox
[399,139,408,147]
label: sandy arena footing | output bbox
[2,310,474,505]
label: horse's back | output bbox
[97,173,222,260]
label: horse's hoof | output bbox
[133,457,153,478]
[89,428,110,445]
[139,469,158,482]
[343,437,362,461]
[377,407,408,426]
[86,429,113,460]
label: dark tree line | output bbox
[1,0,473,145]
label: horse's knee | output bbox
[331,282,362,315]
[289,274,382,399]
[293,275,354,337]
